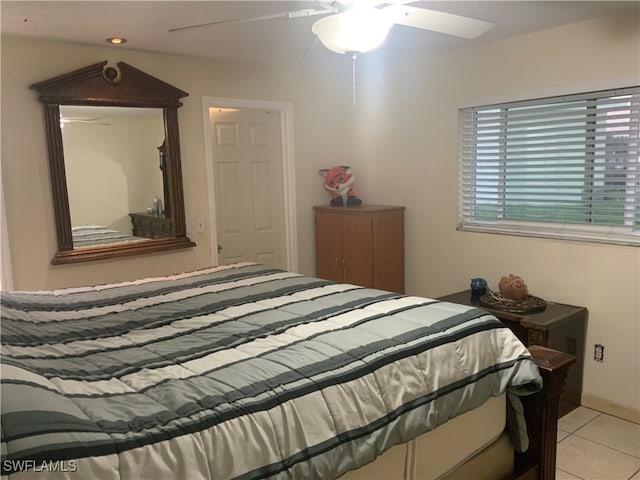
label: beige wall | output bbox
[352,14,640,414]
[1,13,638,413]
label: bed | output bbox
[71,225,150,248]
[0,262,572,479]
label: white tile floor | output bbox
[557,407,640,480]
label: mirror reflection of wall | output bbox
[61,106,165,245]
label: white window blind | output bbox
[458,86,640,245]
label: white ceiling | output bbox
[2,1,638,66]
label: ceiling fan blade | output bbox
[62,116,100,122]
[384,5,494,39]
[169,8,334,33]
[62,120,112,126]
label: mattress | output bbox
[339,394,507,480]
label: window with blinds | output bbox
[458,86,640,245]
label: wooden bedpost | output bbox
[515,346,576,480]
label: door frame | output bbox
[201,97,298,271]
[1,166,13,290]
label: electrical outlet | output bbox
[195,217,206,233]
[594,344,604,362]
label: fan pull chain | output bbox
[352,53,357,106]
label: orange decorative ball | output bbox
[498,274,528,300]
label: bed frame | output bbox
[514,346,575,480]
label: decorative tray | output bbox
[479,291,547,314]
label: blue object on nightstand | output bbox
[470,278,488,305]
[470,278,488,294]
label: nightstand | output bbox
[438,290,587,414]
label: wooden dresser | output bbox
[129,212,173,239]
[314,205,405,294]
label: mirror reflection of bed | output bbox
[60,105,165,248]
[70,225,150,248]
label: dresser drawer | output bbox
[129,213,173,239]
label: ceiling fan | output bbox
[169,1,495,55]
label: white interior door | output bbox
[209,107,286,268]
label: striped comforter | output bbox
[0,263,542,479]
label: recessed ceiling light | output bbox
[106,37,127,45]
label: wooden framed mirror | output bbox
[30,61,195,264]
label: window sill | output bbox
[457,224,640,247]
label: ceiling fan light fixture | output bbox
[312,9,393,55]
[106,37,127,45]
